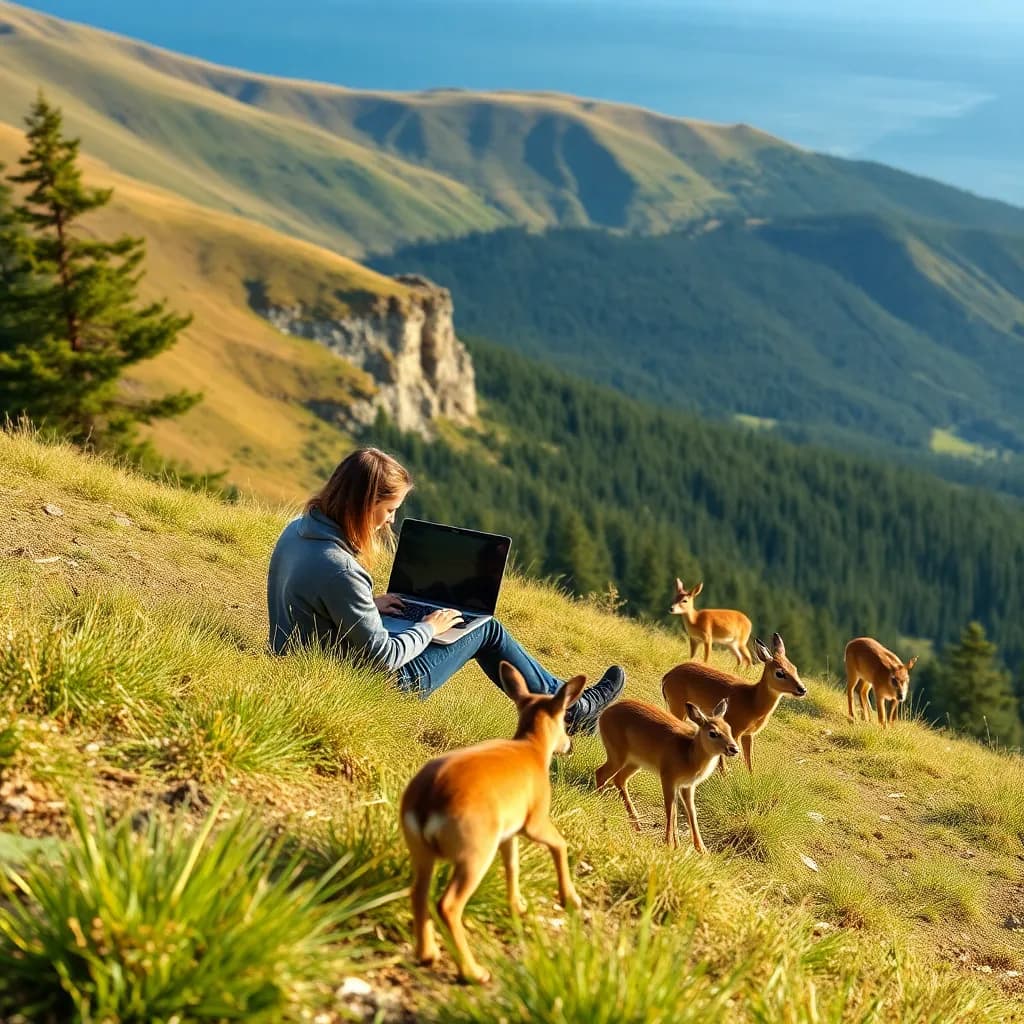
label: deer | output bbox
[661,632,805,773]
[845,636,917,728]
[670,578,753,668]
[595,698,739,852]
[399,661,587,984]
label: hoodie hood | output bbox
[296,509,357,552]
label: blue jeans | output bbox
[396,618,564,698]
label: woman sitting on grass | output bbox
[266,447,625,734]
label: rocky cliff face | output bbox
[255,274,477,437]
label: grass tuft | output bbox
[0,801,398,1022]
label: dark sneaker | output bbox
[565,665,626,736]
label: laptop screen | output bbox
[388,519,511,614]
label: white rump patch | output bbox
[423,812,448,844]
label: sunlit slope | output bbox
[0,121,408,499]
[2,1,1023,258]
[0,429,1021,1020]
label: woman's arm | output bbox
[321,566,434,671]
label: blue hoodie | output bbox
[266,509,433,671]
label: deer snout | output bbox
[725,743,740,757]
[794,683,807,697]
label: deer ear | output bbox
[693,581,704,596]
[686,701,707,725]
[772,632,786,657]
[675,577,684,591]
[556,674,587,710]
[906,656,918,672]
[754,638,772,662]
[498,661,531,705]
[712,698,729,718]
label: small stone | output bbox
[84,742,101,753]
[979,965,992,974]
[3,794,34,814]
[886,793,906,800]
[812,921,832,936]
[806,811,825,822]
[42,503,64,517]
[32,555,61,564]
[577,860,594,875]
[1006,970,1021,977]
[879,814,893,822]
[800,854,819,872]
[337,976,373,1000]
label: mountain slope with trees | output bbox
[371,218,1024,463]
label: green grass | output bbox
[0,801,398,1022]
[0,428,1021,1021]
[929,427,998,460]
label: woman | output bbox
[267,447,624,734]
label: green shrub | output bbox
[0,801,399,1022]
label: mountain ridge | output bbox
[3,0,1024,259]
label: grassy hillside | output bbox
[0,428,1022,1021]
[3,1,1024,257]
[0,120,415,501]
[371,218,1024,456]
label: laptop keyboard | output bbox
[395,601,479,628]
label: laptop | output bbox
[379,518,512,645]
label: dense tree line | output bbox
[364,339,1024,740]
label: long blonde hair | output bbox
[306,447,412,556]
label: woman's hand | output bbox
[374,594,406,615]
[423,608,463,634]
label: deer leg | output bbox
[703,637,712,662]
[689,637,698,659]
[846,671,857,719]
[522,816,581,911]
[612,764,642,831]
[499,836,526,915]
[409,849,439,965]
[858,682,872,722]
[877,697,888,729]
[680,784,706,854]
[595,754,623,791]
[437,848,497,984]
[662,774,679,848]
[728,640,744,668]
[889,699,900,725]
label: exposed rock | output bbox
[254,275,476,438]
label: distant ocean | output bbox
[14,0,1024,206]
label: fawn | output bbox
[661,632,805,773]
[845,636,917,727]
[596,698,738,851]
[399,661,586,984]
[670,579,753,667]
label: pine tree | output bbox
[0,94,198,450]
[920,622,1023,747]
[0,165,38,356]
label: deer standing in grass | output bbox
[596,698,739,851]
[661,633,806,773]
[670,579,753,667]
[399,662,586,984]
[845,636,917,728]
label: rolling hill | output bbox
[371,217,1024,458]
[0,120,409,501]
[3,1,1024,258]
[0,428,1021,1021]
